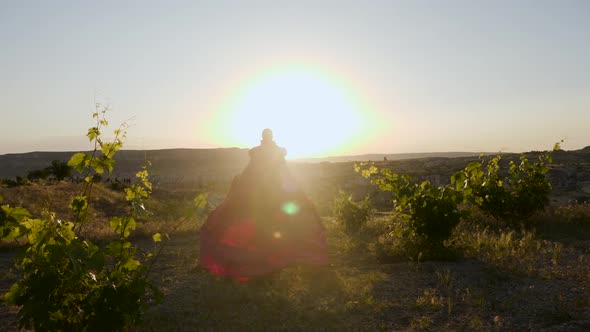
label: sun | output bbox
[209,64,377,158]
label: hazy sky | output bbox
[1,0,589,157]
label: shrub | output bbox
[355,164,463,252]
[451,151,552,224]
[333,191,371,234]
[509,154,552,219]
[371,215,422,262]
[27,169,50,181]
[26,160,72,182]
[1,176,27,187]
[47,159,73,181]
[1,106,161,331]
[109,181,127,191]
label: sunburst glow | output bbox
[208,64,380,158]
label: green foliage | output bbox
[48,159,73,180]
[356,145,555,258]
[26,160,72,181]
[333,191,371,234]
[355,164,463,251]
[370,215,424,262]
[1,105,161,331]
[451,152,552,222]
[1,176,27,187]
[0,197,30,240]
[26,168,50,181]
[193,192,210,222]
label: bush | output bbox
[27,169,50,181]
[1,176,28,187]
[451,152,552,224]
[1,106,161,331]
[371,216,421,262]
[356,165,463,253]
[47,159,73,180]
[355,144,557,260]
[408,182,463,248]
[26,160,73,182]
[333,191,371,234]
[109,181,127,191]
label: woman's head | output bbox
[262,128,273,141]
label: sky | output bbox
[1,0,589,158]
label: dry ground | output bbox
[135,219,590,331]
[1,183,589,331]
[1,227,589,331]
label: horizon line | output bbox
[1,146,578,160]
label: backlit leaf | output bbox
[152,233,162,243]
[68,153,87,173]
[123,258,140,271]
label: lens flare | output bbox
[281,201,300,216]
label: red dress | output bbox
[199,141,328,280]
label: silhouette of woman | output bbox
[200,129,328,280]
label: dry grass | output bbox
[0,182,203,244]
[450,206,590,283]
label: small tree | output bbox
[47,159,73,181]
[26,160,72,181]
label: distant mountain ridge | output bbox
[0,149,486,179]
[0,148,251,180]
[294,152,492,163]
[1,147,589,180]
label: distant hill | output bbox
[0,149,488,179]
[1,147,589,187]
[0,148,251,181]
[293,152,492,163]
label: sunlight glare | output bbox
[220,68,372,158]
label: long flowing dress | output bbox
[199,141,328,280]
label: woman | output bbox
[200,129,328,280]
